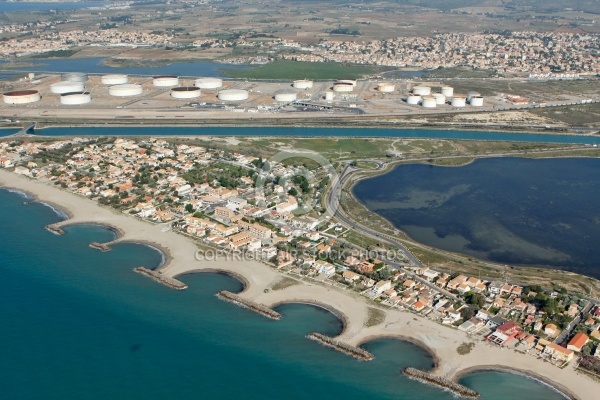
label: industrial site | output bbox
[2,71,597,124]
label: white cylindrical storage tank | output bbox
[333,82,353,92]
[451,97,466,107]
[406,95,421,105]
[153,76,179,87]
[61,72,88,82]
[171,86,201,99]
[194,77,223,89]
[218,89,249,101]
[274,88,297,102]
[293,79,313,89]
[422,96,437,108]
[50,81,85,94]
[108,84,143,97]
[3,90,41,104]
[470,96,484,107]
[432,93,446,105]
[412,86,431,96]
[60,91,91,105]
[325,90,334,101]
[441,86,454,97]
[28,73,35,80]
[101,74,128,85]
[467,91,481,101]
[337,79,357,87]
[377,82,395,93]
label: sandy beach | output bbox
[0,168,597,400]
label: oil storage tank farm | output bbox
[153,76,179,87]
[3,90,41,104]
[50,81,85,94]
[171,87,201,99]
[108,84,143,97]
[432,93,446,105]
[218,89,249,101]
[194,78,223,89]
[101,74,128,85]
[60,92,91,105]
[441,86,454,98]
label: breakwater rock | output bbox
[403,367,480,399]
[89,242,110,252]
[306,332,374,361]
[45,224,64,235]
[217,290,282,320]
[133,267,188,290]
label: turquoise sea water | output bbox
[0,188,568,399]
[353,158,600,278]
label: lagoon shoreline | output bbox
[0,169,594,400]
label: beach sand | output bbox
[0,169,595,400]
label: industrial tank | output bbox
[274,88,297,102]
[432,93,446,105]
[152,76,179,87]
[101,74,128,85]
[218,89,249,101]
[108,84,143,97]
[333,82,353,92]
[171,87,201,99]
[293,79,313,89]
[406,95,421,105]
[61,72,88,82]
[451,97,466,107]
[412,86,431,96]
[377,82,395,93]
[3,90,41,104]
[50,81,85,94]
[421,96,437,108]
[470,96,484,107]
[325,90,334,101]
[194,78,223,89]
[60,92,91,105]
[441,86,454,97]
[337,79,357,87]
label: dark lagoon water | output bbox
[0,57,248,77]
[0,187,568,399]
[354,157,600,278]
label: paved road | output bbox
[555,301,594,345]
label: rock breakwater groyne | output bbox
[403,367,479,399]
[45,224,64,235]
[89,242,111,252]
[306,332,374,361]
[134,267,188,290]
[217,290,282,320]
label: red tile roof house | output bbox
[567,333,590,352]
[486,321,521,346]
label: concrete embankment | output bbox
[306,332,374,361]
[403,367,479,399]
[217,290,281,320]
[45,224,64,235]
[134,267,188,290]
[89,242,110,252]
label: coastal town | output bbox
[2,135,600,379]
[1,24,598,75]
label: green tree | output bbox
[185,204,195,214]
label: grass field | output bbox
[221,60,377,80]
